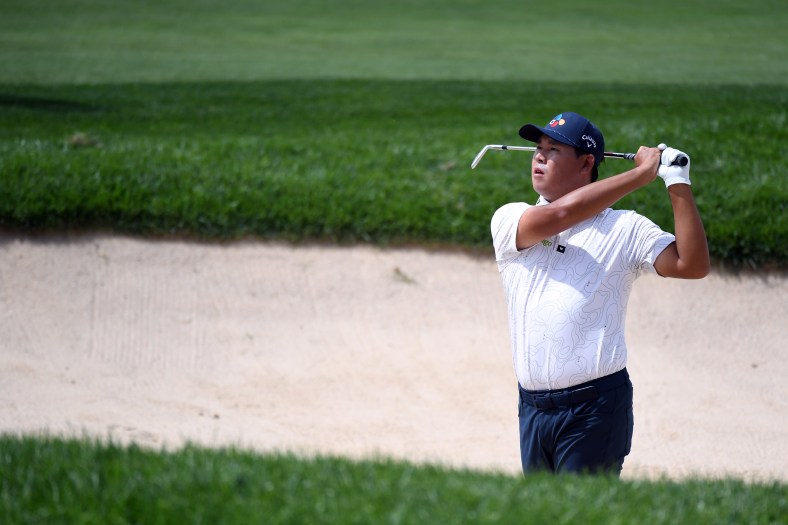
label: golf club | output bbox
[471,144,688,169]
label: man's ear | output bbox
[581,154,595,180]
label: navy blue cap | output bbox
[519,112,605,167]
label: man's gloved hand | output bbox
[657,144,691,187]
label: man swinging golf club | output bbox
[490,111,710,475]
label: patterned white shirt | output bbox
[491,198,675,391]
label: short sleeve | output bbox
[625,212,676,275]
[491,202,529,263]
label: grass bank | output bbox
[2,0,785,268]
[2,435,785,525]
[1,80,785,268]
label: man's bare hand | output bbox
[634,146,661,183]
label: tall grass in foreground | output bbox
[1,81,786,269]
[1,435,785,525]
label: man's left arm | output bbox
[653,147,710,279]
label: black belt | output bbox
[518,368,629,410]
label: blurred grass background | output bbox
[1,1,787,522]
[2,0,786,84]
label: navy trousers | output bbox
[518,368,634,475]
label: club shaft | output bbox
[471,144,635,169]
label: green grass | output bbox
[1,0,786,269]
[1,80,786,268]
[1,0,786,85]
[2,435,786,525]
[1,1,787,521]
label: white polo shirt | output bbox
[491,198,675,391]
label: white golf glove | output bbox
[657,144,691,187]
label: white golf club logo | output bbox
[582,134,597,149]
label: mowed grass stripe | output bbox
[0,0,786,84]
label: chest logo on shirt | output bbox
[541,239,566,253]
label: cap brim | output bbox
[518,124,546,143]
[518,124,579,148]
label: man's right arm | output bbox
[516,147,661,250]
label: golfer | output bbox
[491,111,709,475]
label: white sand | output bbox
[1,234,786,481]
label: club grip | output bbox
[658,143,689,166]
[620,152,687,166]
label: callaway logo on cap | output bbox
[519,111,606,167]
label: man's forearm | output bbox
[556,167,650,224]
[666,184,710,277]
[517,165,653,248]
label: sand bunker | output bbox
[1,234,785,481]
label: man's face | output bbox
[531,135,594,201]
